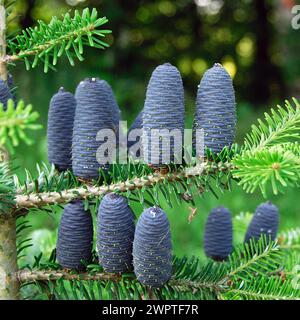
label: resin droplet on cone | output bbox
[245,201,279,242]
[133,206,172,288]
[97,193,135,273]
[72,78,114,179]
[193,63,236,154]
[204,206,233,261]
[143,63,185,165]
[57,200,93,270]
[47,87,76,171]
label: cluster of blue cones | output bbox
[204,201,280,261]
[47,78,120,178]
[57,194,173,288]
[56,193,280,287]
[50,62,275,289]
[47,61,236,177]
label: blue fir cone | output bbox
[128,110,143,157]
[143,63,185,165]
[72,78,114,179]
[97,193,135,273]
[245,201,279,243]
[204,206,233,261]
[57,200,93,270]
[0,79,14,109]
[193,63,236,154]
[133,207,172,288]
[47,87,76,171]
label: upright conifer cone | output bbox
[72,78,114,179]
[133,207,172,288]
[47,87,76,171]
[204,206,233,261]
[193,63,236,154]
[245,201,279,242]
[0,79,14,109]
[143,63,185,165]
[97,193,135,273]
[57,200,93,270]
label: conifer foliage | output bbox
[1,4,300,301]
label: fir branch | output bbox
[16,270,122,283]
[17,270,226,300]
[14,163,56,195]
[5,8,111,72]
[232,144,300,195]
[232,99,300,195]
[222,276,300,300]
[14,162,234,210]
[244,98,300,151]
[225,237,283,281]
[17,269,224,294]
[17,240,297,300]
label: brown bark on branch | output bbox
[15,162,234,210]
[16,270,123,283]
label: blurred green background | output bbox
[10,0,300,263]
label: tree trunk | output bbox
[0,1,19,300]
[0,216,19,300]
[0,1,7,81]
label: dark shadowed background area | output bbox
[10,0,300,265]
